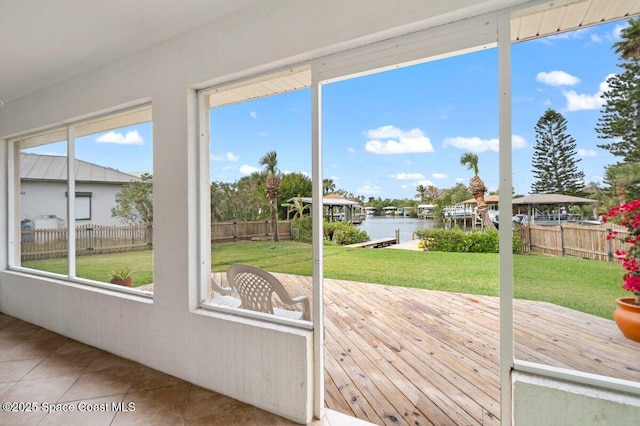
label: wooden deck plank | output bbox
[328,279,500,425]
[223,272,640,426]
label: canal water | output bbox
[355,216,441,243]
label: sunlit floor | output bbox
[0,312,369,426]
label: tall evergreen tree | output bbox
[595,62,640,162]
[531,109,585,196]
[596,18,640,163]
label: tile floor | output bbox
[0,312,367,425]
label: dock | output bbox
[345,237,397,248]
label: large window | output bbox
[10,105,154,293]
[200,69,313,326]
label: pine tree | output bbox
[596,17,640,163]
[531,109,585,196]
[595,62,640,162]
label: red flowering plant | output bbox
[603,199,640,305]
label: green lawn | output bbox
[23,240,626,319]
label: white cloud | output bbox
[96,130,143,145]
[211,151,239,162]
[259,131,270,137]
[250,111,257,119]
[347,147,356,153]
[239,165,261,175]
[432,173,447,179]
[416,179,434,187]
[443,135,526,152]
[578,149,597,157]
[512,135,527,149]
[613,23,626,40]
[356,184,380,195]
[536,71,580,86]
[455,177,465,183]
[563,91,604,111]
[563,74,613,111]
[365,125,434,154]
[390,172,425,180]
[590,34,602,43]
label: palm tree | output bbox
[259,150,280,242]
[289,196,310,219]
[427,185,438,202]
[614,18,640,60]
[323,178,335,195]
[460,152,496,230]
[605,163,640,205]
[415,184,427,202]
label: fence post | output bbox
[559,224,565,257]
[147,223,153,248]
[265,220,269,236]
[606,227,612,262]
[87,226,93,254]
[233,221,238,242]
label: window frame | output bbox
[66,191,92,221]
[196,67,314,330]
[7,103,153,298]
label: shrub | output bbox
[325,221,369,245]
[291,216,312,242]
[291,218,369,245]
[415,228,523,253]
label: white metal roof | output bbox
[289,196,359,207]
[207,68,311,109]
[20,153,141,184]
[512,193,597,205]
[511,0,640,42]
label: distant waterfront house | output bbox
[20,153,140,228]
[417,204,436,219]
[287,194,360,223]
[382,206,397,216]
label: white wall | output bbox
[513,372,640,425]
[21,181,127,227]
[2,0,620,423]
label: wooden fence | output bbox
[21,223,153,261]
[211,220,291,243]
[515,222,630,262]
[21,219,292,260]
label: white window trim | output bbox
[7,103,153,296]
[196,66,315,331]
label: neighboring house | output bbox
[20,153,140,228]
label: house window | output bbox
[199,68,313,326]
[66,192,92,220]
[9,104,154,294]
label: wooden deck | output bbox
[213,273,640,426]
[345,238,398,248]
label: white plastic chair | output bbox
[226,264,310,321]
[210,275,242,308]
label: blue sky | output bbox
[27,18,628,200]
[209,19,628,200]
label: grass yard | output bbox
[23,240,626,319]
[23,250,153,287]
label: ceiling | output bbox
[0,0,255,104]
[1,0,639,107]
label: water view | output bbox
[355,216,441,243]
